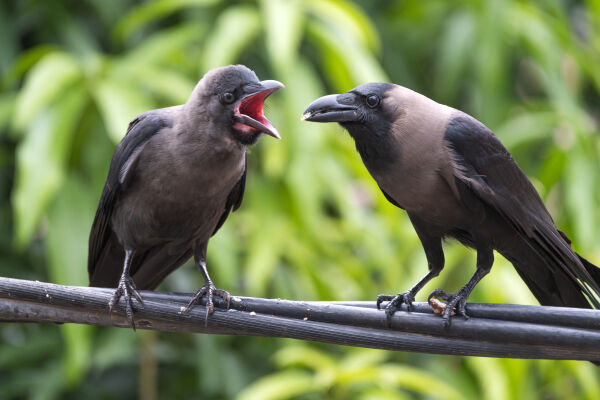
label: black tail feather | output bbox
[578,254,600,302]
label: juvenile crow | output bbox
[303,83,600,326]
[89,65,283,329]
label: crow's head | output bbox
[190,65,284,145]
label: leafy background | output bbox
[1,0,600,398]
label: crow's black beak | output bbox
[302,94,359,123]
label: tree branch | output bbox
[1,277,599,361]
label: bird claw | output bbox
[108,275,144,331]
[376,291,415,327]
[428,288,469,328]
[183,283,230,325]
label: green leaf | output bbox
[378,365,465,400]
[494,111,558,149]
[236,371,319,400]
[114,0,219,42]
[306,0,380,53]
[92,79,153,143]
[0,91,15,134]
[569,361,600,400]
[13,52,81,132]
[45,177,95,286]
[202,6,261,72]
[467,357,508,400]
[134,66,195,104]
[245,215,287,295]
[261,0,305,72]
[0,1,17,76]
[2,45,59,89]
[273,345,336,370]
[307,20,387,85]
[45,176,95,385]
[320,49,354,92]
[435,10,475,102]
[12,86,87,247]
[207,221,241,289]
[564,146,597,249]
[122,24,204,68]
[359,388,412,400]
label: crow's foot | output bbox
[108,275,144,331]
[376,291,415,327]
[428,288,469,328]
[183,283,230,323]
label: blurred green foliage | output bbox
[1,0,599,398]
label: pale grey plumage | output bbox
[304,82,600,327]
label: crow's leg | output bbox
[183,242,230,322]
[378,215,444,326]
[109,249,144,330]
[429,243,493,327]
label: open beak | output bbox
[302,94,359,123]
[234,80,284,139]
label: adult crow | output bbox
[303,83,600,326]
[89,65,283,329]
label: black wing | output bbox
[444,114,600,307]
[88,113,170,281]
[212,157,247,236]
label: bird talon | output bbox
[128,280,145,308]
[429,288,470,327]
[403,292,416,311]
[184,286,208,312]
[205,285,215,315]
[443,304,454,325]
[377,292,415,327]
[456,301,468,318]
[383,298,398,327]
[387,292,415,311]
[376,294,394,310]
[428,289,452,302]
[109,275,143,331]
[442,316,451,329]
[132,289,145,309]
[384,310,394,327]
[186,284,231,317]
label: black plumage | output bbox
[303,83,600,326]
[88,65,283,329]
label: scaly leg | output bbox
[109,249,144,330]
[378,215,445,326]
[183,242,230,322]
[429,243,494,327]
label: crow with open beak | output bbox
[88,65,283,329]
[303,83,600,326]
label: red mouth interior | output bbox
[236,90,275,131]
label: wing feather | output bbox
[444,114,600,307]
[212,157,247,236]
[88,113,170,282]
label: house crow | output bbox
[303,83,600,326]
[88,65,283,329]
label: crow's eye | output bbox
[221,92,235,104]
[366,94,380,108]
